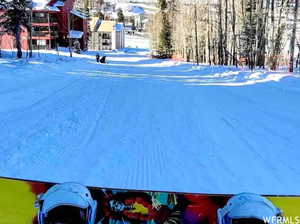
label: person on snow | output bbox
[35,182,97,224]
[217,193,282,224]
[96,53,100,63]
[95,54,106,64]
[99,56,106,64]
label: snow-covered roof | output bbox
[46,5,60,11]
[90,16,101,32]
[94,19,102,32]
[68,30,84,38]
[98,20,115,32]
[114,3,145,17]
[32,0,51,10]
[97,20,124,32]
[131,5,145,15]
[116,23,124,32]
[32,0,60,11]
[71,9,87,20]
[53,0,64,7]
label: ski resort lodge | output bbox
[90,19,125,51]
[0,0,88,50]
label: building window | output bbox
[102,33,111,39]
[33,12,46,18]
[37,40,47,46]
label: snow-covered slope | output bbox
[0,36,300,195]
[106,0,157,3]
[110,0,158,15]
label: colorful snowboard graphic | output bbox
[0,177,299,224]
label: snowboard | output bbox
[0,177,299,224]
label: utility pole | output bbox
[289,0,299,72]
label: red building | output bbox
[0,0,88,50]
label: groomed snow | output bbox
[0,35,300,195]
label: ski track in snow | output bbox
[0,36,300,195]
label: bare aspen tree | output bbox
[270,0,287,70]
[194,2,199,65]
[232,0,237,66]
[207,1,212,65]
[148,0,296,69]
[289,0,299,72]
[224,0,229,65]
[218,0,224,64]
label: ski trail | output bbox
[0,45,300,194]
[0,79,111,179]
[0,79,79,122]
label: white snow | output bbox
[32,0,51,10]
[125,34,150,49]
[68,30,84,39]
[114,2,153,17]
[131,5,145,14]
[53,1,64,7]
[0,35,300,195]
[70,9,88,20]
[116,23,125,32]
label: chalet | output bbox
[0,0,88,51]
[90,19,125,51]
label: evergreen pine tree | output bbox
[0,0,5,58]
[98,11,105,20]
[158,0,167,11]
[117,8,125,24]
[0,0,6,8]
[0,0,30,58]
[157,0,172,58]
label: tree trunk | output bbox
[224,0,228,65]
[255,0,266,68]
[29,7,33,58]
[232,0,237,66]
[270,0,286,70]
[218,0,224,65]
[194,4,199,65]
[248,0,255,70]
[271,0,275,50]
[207,2,212,65]
[289,0,299,72]
[296,42,300,68]
[15,26,22,58]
